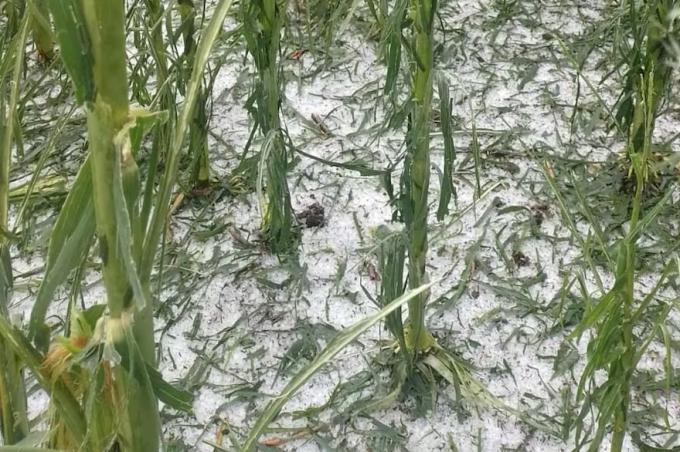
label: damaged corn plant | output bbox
[242,0,299,255]
[568,1,680,451]
[361,0,498,412]
[178,0,218,189]
[0,0,236,449]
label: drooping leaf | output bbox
[111,131,146,310]
[128,108,169,154]
[145,364,194,412]
[383,0,407,95]
[242,282,435,451]
[30,158,95,349]
[436,75,456,220]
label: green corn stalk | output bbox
[242,0,299,255]
[80,1,161,449]
[38,1,161,449]
[608,65,654,452]
[572,73,650,452]
[402,0,437,355]
[607,8,679,447]
[0,12,30,445]
[370,0,507,419]
[5,0,234,449]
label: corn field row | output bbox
[1,0,680,451]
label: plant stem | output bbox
[611,34,655,452]
[405,0,436,353]
[82,2,161,448]
[82,0,132,318]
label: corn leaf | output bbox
[242,281,435,451]
[436,75,455,220]
[112,133,146,310]
[294,146,390,176]
[146,364,194,412]
[383,0,407,95]
[30,158,95,349]
[47,0,94,103]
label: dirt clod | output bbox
[297,201,325,228]
[512,250,530,267]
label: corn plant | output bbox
[242,0,299,255]
[347,0,502,415]
[40,2,161,448]
[392,0,437,357]
[568,74,676,452]
[393,0,457,361]
[567,4,680,450]
[0,10,30,445]
[0,0,236,449]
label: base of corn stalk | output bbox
[257,131,300,255]
[330,334,552,436]
[367,338,503,414]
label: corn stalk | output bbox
[242,0,299,254]
[74,2,161,449]
[403,0,437,355]
[0,0,236,449]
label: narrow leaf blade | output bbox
[242,281,435,451]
